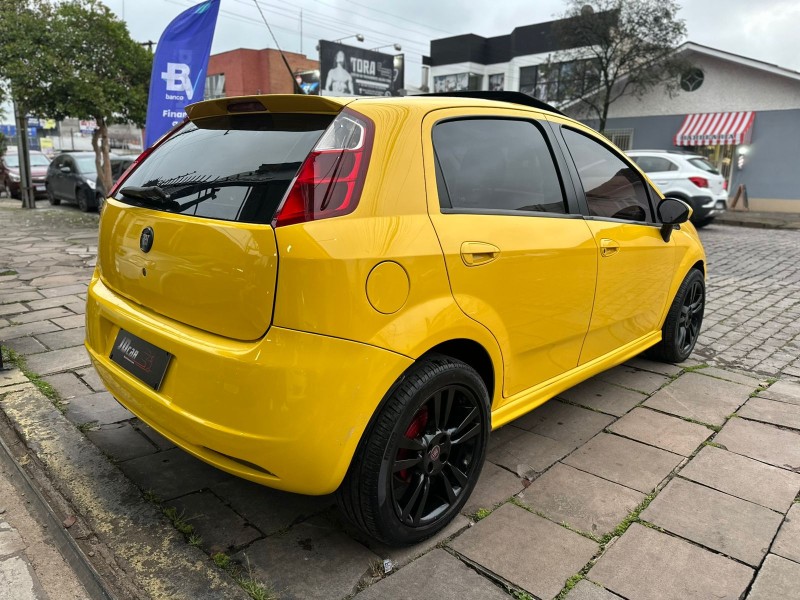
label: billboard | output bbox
[319,41,404,96]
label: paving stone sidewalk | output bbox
[1,202,800,599]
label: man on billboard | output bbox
[324,51,354,94]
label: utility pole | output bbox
[300,9,303,54]
[13,101,35,209]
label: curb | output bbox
[0,368,249,600]
[0,430,115,600]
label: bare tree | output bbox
[545,0,689,133]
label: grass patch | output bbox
[0,269,17,276]
[682,363,709,372]
[599,492,656,545]
[163,506,195,537]
[703,440,727,450]
[215,554,277,600]
[77,421,99,433]
[512,591,535,600]
[188,533,203,548]
[473,507,492,521]
[213,552,231,570]
[555,574,584,600]
[1,347,66,412]
[142,489,161,504]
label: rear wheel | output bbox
[648,269,705,363]
[337,354,489,545]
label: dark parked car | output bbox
[46,151,119,211]
[96,156,135,212]
[1,150,51,199]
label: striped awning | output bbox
[674,112,755,146]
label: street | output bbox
[1,200,799,600]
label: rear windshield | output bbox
[116,113,334,224]
[688,157,719,175]
[5,154,50,168]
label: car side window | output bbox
[632,156,678,173]
[433,118,567,214]
[563,128,653,222]
[62,157,75,172]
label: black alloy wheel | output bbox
[648,268,705,363]
[337,354,489,545]
[391,384,483,528]
[677,278,704,356]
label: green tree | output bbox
[0,0,151,205]
[48,0,151,194]
[548,0,689,133]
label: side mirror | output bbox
[657,197,691,242]
[60,165,72,174]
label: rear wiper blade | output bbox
[119,186,179,210]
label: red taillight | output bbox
[107,119,189,198]
[688,176,708,188]
[273,108,374,227]
[723,180,728,191]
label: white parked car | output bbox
[627,150,728,228]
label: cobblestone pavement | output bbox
[1,201,799,600]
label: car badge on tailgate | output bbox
[140,227,154,253]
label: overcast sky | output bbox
[106,0,800,87]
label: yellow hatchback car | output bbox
[86,91,705,545]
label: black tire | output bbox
[77,186,93,212]
[10,185,20,200]
[46,186,60,205]
[337,354,490,545]
[96,193,105,214]
[692,217,714,228]
[647,269,705,363]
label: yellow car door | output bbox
[552,122,676,364]
[423,107,597,401]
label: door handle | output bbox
[460,241,500,266]
[600,238,620,257]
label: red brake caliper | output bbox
[398,406,429,482]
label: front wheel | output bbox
[46,186,60,205]
[647,269,705,363]
[692,217,714,228]
[337,354,490,545]
[77,187,93,212]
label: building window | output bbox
[488,73,505,91]
[604,129,634,151]
[205,74,226,99]
[433,73,482,92]
[680,68,704,92]
[519,59,600,104]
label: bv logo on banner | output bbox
[144,0,220,148]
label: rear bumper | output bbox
[687,195,720,221]
[85,275,412,495]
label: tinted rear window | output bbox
[116,113,334,224]
[688,157,719,174]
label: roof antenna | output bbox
[251,0,302,93]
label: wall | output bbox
[591,110,800,209]
[602,53,800,118]
[207,49,319,96]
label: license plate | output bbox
[110,329,172,391]
[35,185,45,191]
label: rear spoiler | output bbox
[186,94,351,121]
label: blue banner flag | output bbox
[144,0,220,148]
